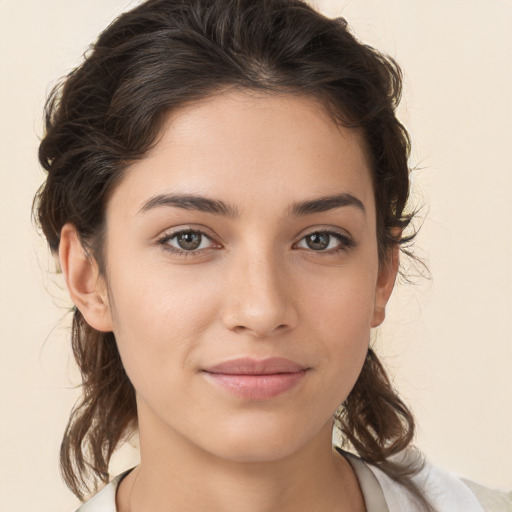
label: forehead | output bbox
[109,90,375,220]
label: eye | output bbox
[295,230,354,253]
[158,228,217,256]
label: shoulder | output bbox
[365,449,511,512]
[461,478,512,512]
[73,471,130,512]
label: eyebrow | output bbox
[138,192,366,217]
[288,193,366,217]
[139,193,240,217]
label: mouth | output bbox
[201,357,309,400]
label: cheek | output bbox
[302,264,377,396]
[105,256,221,392]
[304,260,378,337]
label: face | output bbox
[97,90,395,462]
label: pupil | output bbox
[178,232,201,250]
[308,233,329,250]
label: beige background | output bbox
[1,0,511,510]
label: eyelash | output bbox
[157,228,355,258]
[157,228,217,258]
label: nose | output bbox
[220,249,298,338]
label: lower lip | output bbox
[203,371,308,400]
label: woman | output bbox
[33,0,504,510]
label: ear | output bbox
[371,244,399,328]
[59,223,113,332]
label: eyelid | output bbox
[156,226,221,256]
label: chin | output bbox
[195,413,326,464]
[207,438,301,464]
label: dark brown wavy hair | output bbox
[34,0,430,508]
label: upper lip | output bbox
[203,357,307,375]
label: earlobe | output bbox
[59,223,113,332]
[371,245,399,328]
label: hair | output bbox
[34,0,429,508]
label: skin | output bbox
[59,90,398,512]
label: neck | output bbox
[117,408,365,512]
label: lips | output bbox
[202,357,309,400]
[204,357,307,375]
